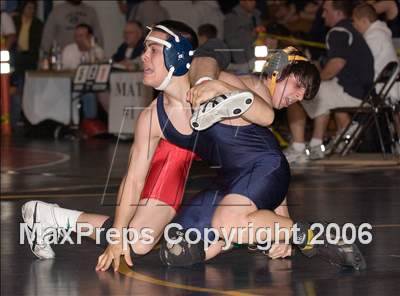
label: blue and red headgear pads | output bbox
[145,25,195,90]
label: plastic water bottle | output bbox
[50,41,62,70]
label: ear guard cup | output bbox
[264,46,308,95]
[164,34,193,76]
[264,52,290,78]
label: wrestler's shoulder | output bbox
[140,99,158,116]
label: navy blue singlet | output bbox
[157,93,290,237]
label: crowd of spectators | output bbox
[1,0,399,146]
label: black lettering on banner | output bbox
[116,82,137,97]
[116,82,126,97]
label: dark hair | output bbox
[154,20,199,49]
[353,3,378,22]
[331,0,354,18]
[198,24,217,39]
[277,50,320,101]
[19,0,37,14]
[76,23,94,35]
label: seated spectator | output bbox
[40,0,103,54]
[353,3,399,101]
[112,20,144,70]
[62,24,105,133]
[285,0,374,163]
[354,2,400,148]
[369,0,400,48]
[97,21,144,114]
[198,24,217,46]
[224,0,261,74]
[11,0,43,129]
[62,24,104,70]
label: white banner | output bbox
[109,72,153,135]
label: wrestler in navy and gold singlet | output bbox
[157,93,290,236]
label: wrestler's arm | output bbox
[268,198,293,259]
[96,105,160,271]
[239,75,272,105]
[221,72,275,126]
[189,57,220,85]
[113,106,160,230]
[189,71,274,127]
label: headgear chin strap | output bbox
[145,25,195,90]
[264,46,308,96]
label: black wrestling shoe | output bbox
[295,222,367,271]
[159,227,205,267]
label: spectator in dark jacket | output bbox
[11,0,43,129]
[13,0,43,75]
[112,20,144,70]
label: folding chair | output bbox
[328,61,400,157]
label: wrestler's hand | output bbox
[187,80,232,109]
[268,243,292,259]
[95,240,133,272]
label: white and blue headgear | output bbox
[145,25,195,90]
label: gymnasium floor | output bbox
[1,136,400,296]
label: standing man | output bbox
[224,0,261,74]
[40,0,103,54]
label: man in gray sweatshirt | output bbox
[40,0,103,54]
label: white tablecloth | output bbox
[22,71,74,125]
[108,72,152,134]
[22,71,152,131]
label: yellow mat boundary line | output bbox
[118,260,257,296]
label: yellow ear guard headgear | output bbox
[263,46,308,96]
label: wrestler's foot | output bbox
[190,91,254,131]
[22,201,60,259]
[294,222,367,271]
[159,227,205,267]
